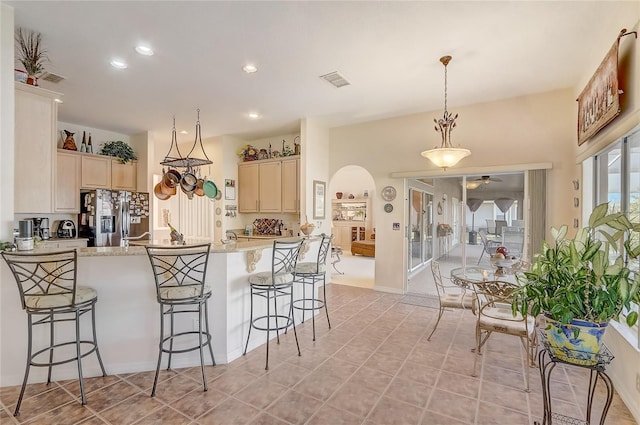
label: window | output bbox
[592,125,640,348]
[408,185,433,273]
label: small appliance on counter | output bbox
[16,220,34,250]
[57,220,77,238]
[32,217,50,240]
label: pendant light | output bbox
[421,56,471,169]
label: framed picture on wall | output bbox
[313,180,326,219]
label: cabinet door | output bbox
[14,84,58,213]
[111,160,137,191]
[55,152,81,212]
[81,156,111,189]
[238,163,259,213]
[281,158,299,213]
[259,162,282,212]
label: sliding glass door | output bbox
[408,188,433,272]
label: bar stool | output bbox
[243,240,303,370]
[1,250,107,417]
[145,243,215,396]
[292,234,332,341]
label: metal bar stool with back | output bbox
[244,240,303,370]
[145,243,215,396]
[292,234,332,341]
[1,250,107,416]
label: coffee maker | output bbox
[32,217,50,240]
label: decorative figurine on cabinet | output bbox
[62,130,77,151]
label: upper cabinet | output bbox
[281,158,299,213]
[81,155,111,189]
[14,83,60,213]
[55,151,81,213]
[238,157,299,213]
[111,159,137,191]
[79,154,137,191]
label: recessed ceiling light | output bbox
[54,98,63,104]
[135,45,154,56]
[248,112,261,120]
[180,130,188,135]
[243,64,258,74]
[110,59,127,69]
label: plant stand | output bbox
[535,330,614,425]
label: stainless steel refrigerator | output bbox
[78,190,150,247]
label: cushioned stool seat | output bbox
[248,272,294,286]
[25,286,97,309]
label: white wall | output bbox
[57,121,130,151]
[329,165,376,201]
[301,118,330,235]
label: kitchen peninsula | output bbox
[0,237,322,387]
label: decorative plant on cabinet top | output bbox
[99,141,137,164]
[15,27,49,85]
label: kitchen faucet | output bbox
[121,231,152,247]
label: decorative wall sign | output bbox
[577,29,636,145]
[313,180,326,219]
[384,203,393,213]
[225,179,236,200]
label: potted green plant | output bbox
[512,203,639,364]
[99,141,137,164]
[15,27,48,85]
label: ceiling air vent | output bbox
[39,72,66,84]
[319,71,350,88]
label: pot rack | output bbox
[161,109,212,168]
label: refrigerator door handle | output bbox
[123,192,130,238]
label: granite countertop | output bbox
[28,236,310,257]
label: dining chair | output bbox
[485,219,496,235]
[478,229,501,265]
[495,220,508,236]
[471,280,537,392]
[427,260,477,341]
[502,230,524,257]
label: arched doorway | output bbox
[328,165,376,289]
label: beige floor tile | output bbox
[479,380,528,414]
[427,389,477,424]
[22,400,92,425]
[134,406,191,425]
[367,396,423,425]
[197,398,260,425]
[347,366,393,393]
[183,365,229,383]
[0,382,57,408]
[235,376,288,409]
[327,382,381,418]
[307,404,363,425]
[266,390,323,424]
[265,363,311,387]
[9,387,75,422]
[406,347,446,368]
[61,375,122,396]
[315,357,359,379]
[384,377,432,408]
[334,345,374,365]
[294,370,345,401]
[420,410,471,425]
[396,361,440,387]
[210,370,257,395]
[123,369,178,392]
[99,393,163,424]
[248,412,290,425]
[171,387,228,419]
[436,370,480,399]
[152,374,201,404]
[476,401,530,424]
[76,417,108,425]
[482,364,528,391]
[362,352,406,376]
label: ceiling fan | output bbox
[466,175,502,190]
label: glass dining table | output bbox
[450,262,523,288]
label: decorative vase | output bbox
[544,315,608,366]
[62,130,78,151]
[26,75,38,86]
[336,192,343,199]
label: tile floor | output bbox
[0,284,637,425]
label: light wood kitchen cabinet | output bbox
[331,224,352,250]
[281,158,299,213]
[81,155,111,189]
[238,162,259,212]
[14,83,60,213]
[55,152,81,213]
[258,161,282,212]
[238,157,299,213]
[111,159,137,191]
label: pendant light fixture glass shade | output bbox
[421,56,470,169]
